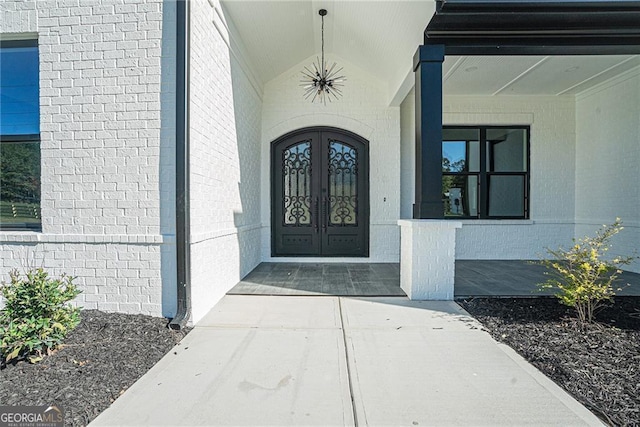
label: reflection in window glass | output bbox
[442,126,529,219]
[442,128,480,172]
[0,45,40,135]
[487,128,527,172]
[443,175,478,217]
[488,175,525,217]
[1,41,41,230]
[0,142,41,229]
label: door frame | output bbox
[270,126,370,257]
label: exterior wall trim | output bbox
[0,233,168,244]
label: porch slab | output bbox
[455,260,640,297]
[229,261,640,297]
[228,262,405,297]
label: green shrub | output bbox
[0,268,81,363]
[539,218,635,323]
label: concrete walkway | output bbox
[91,296,603,426]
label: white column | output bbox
[398,220,462,300]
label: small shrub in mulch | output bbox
[0,310,190,426]
[460,297,640,426]
[538,218,636,323]
[0,268,81,363]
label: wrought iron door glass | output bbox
[272,127,369,257]
[282,140,312,225]
[328,140,357,225]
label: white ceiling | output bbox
[220,1,640,102]
[443,55,640,96]
[220,0,434,99]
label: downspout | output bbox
[169,0,191,330]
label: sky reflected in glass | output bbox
[0,46,39,135]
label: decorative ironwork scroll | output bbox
[282,141,312,225]
[328,140,357,225]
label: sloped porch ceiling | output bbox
[221,1,640,103]
[220,0,435,104]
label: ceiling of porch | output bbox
[220,1,640,101]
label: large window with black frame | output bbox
[442,126,530,219]
[0,39,41,230]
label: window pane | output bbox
[443,175,478,217]
[328,140,358,226]
[0,45,40,135]
[0,141,41,229]
[487,128,527,172]
[443,128,480,172]
[283,140,312,225]
[488,175,525,217]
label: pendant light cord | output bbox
[321,13,325,72]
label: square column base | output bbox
[398,220,462,300]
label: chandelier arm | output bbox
[300,8,344,103]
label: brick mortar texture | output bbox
[187,0,263,323]
[1,242,162,315]
[400,91,578,260]
[260,54,401,262]
[1,0,169,316]
[575,70,640,273]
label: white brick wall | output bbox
[575,67,640,273]
[400,90,577,259]
[189,0,263,323]
[399,220,461,300]
[260,55,401,262]
[0,0,173,316]
[0,240,162,314]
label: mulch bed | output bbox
[459,297,640,426]
[0,310,190,426]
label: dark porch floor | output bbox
[227,260,640,297]
[229,262,405,296]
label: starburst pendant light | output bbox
[301,9,345,103]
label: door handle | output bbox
[313,197,319,233]
[322,197,328,233]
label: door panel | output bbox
[273,132,320,256]
[272,127,369,257]
[320,131,369,256]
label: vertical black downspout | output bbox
[412,44,445,219]
[169,0,191,330]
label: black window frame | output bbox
[0,38,42,231]
[442,125,530,220]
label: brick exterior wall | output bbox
[2,0,636,320]
[0,0,174,316]
[400,91,577,260]
[575,67,640,273]
[260,55,401,263]
[189,0,263,323]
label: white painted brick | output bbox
[0,0,171,317]
[575,69,640,273]
[261,54,400,263]
[400,91,577,260]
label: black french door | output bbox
[271,127,369,257]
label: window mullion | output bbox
[479,127,488,219]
